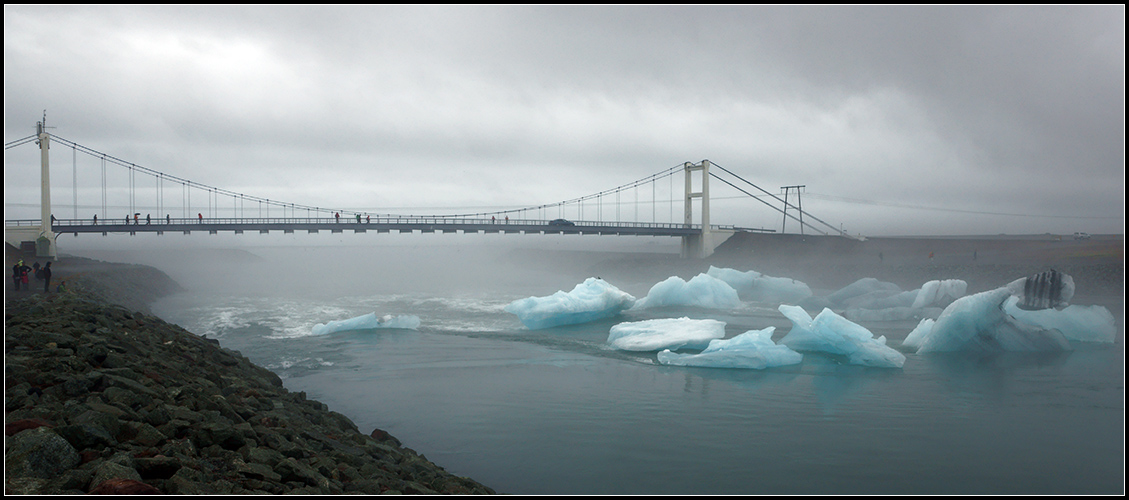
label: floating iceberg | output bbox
[608,317,726,351]
[311,312,421,335]
[904,288,1071,353]
[657,327,803,369]
[631,273,742,310]
[705,266,812,304]
[911,279,968,309]
[504,277,636,329]
[903,270,1101,353]
[835,279,966,322]
[778,305,906,368]
[1002,296,1116,343]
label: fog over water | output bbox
[55,230,1124,495]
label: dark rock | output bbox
[5,427,81,479]
[135,456,182,480]
[371,427,403,447]
[87,478,162,495]
[5,417,53,436]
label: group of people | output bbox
[11,259,57,293]
[335,212,371,223]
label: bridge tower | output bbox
[36,118,57,258]
[681,160,733,258]
[4,117,58,259]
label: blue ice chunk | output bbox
[657,327,803,369]
[631,273,741,310]
[909,288,1071,353]
[778,305,906,368]
[312,312,421,335]
[706,266,812,304]
[504,277,636,330]
[911,279,968,309]
[608,317,726,351]
[1002,295,1115,343]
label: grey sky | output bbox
[4,5,1124,236]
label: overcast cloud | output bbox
[4,5,1124,236]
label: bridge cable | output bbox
[710,162,844,236]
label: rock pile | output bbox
[5,291,495,494]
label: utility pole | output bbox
[780,185,805,235]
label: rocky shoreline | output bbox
[4,256,495,495]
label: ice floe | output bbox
[778,304,906,368]
[312,312,421,335]
[504,277,636,329]
[657,327,803,369]
[630,273,741,310]
[607,317,726,351]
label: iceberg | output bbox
[907,288,1071,353]
[607,317,726,351]
[657,327,803,369]
[910,279,968,309]
[1002,296,1116,343]
[705,266,812,304]
[631,273,742,310]
[905,270,1101,353]
[504,277,636,329]
[778,305,906,368]
[836,279,967,322]
[312,312,421,335]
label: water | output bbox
[137,243,1123,495]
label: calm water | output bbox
[141,243,1123,495]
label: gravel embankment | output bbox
[4,255,495,495]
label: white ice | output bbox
[630,273,742,310]
[311,312,421,335]
[911,279,969,309]
[504,277,636,330]
[823,278,967,322]
[657,327,803,369]
[705,266,812,304]
[778,304,906,368]
[1002,296,1116,343]
[904,288,1072,353]
[607,317,726,351]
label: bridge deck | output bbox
[9,217,760,237]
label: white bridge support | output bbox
[681,160,733,259]
[4,119,57,259]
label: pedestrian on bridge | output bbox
[356,214,361,223]
[167,214,171,224]
[198,213,203,223]
[335,212,340,223]
[366,215,370,223]
[93,214,97,225]
[146,214,151,225]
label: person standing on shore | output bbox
[33,262,41,281]
[12,260,22,291]
[42,262,52,293]
[19,262,31,290]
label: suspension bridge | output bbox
[5,117,852,260]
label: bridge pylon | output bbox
[4,118,58,259]
[680,159,733,259]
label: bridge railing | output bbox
[8,217,757,233]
